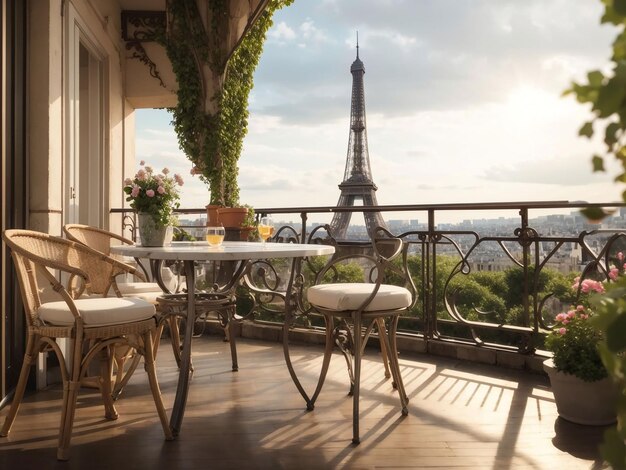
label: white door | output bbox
[65,7,106,228]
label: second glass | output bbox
[206,225,225,248]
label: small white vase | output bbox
[543,358,617,426]
[137,213,173,247]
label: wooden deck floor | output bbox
[0,334,608,469]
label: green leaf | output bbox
[588,70,605,87]
[606,122,622,147]
[614,0,626,16]
[579,121,594,138]
[602,6,625,25]
[581,206,612,222]
[595,78,626,118]
[593,155,606,172]
[606,312,626,352]
[600,427,626,468]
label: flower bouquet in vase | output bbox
[123,161,183,246]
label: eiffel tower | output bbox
[329,39,388,240]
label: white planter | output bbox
[543,358,617,426]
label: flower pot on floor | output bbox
[543,358,617,426]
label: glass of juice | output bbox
[258,216,274,248]
[206,225,225,248]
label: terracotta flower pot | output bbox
[217,207,248,228]
[543,358,617,425]
[205,204,221,226]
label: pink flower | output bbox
[555,313,567,322]
[136,169,147,181]
[618,252,624,262]
[139,160,145,166]
[162,168,170,175]
[144,166,153,174]
[174,173,184,186]
[558,327,566,335]
[575,278,605,294]
[131,185,140,198]
[146,189,155,198]
[609,266,619,281]
[157,185,166,194]
[124,178,133,186]
[567,310,576,318]
[576,305,585,311]
[580,314,589,320]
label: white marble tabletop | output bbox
[110,240,335,261]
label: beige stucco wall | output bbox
[28,0,134,235]
[28,0,64,235]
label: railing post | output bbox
[519,207,531,329]
[425,209,436,339]
[300,211,308,243]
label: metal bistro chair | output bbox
[0,229,172,460]
[305,227,417,444]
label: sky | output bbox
[135,0,621,224]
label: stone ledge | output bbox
[200,319,546,375]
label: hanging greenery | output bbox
[162,0,294,207]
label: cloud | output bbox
[482,156,613,186]
[268,21,296,41]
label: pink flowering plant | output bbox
[545,304,606,382]
[545,253,626,382]
[123,160,183,226]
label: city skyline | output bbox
[135,1,621,224]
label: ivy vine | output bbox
[162,0,294,207]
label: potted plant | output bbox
[544,278,617,425]
[163,1,293,216]
[123,160,183,246]
[239,205,259,241]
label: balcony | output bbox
[2,200,617,465]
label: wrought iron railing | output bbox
[111,200,626,355]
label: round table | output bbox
[111,241,335,436]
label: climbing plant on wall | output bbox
[162,0,293,207]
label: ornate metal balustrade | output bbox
[111,201,626,356]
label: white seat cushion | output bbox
[117,282,162,295]
[38,297,156,327]
[307,283,412,312]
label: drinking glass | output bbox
[258,216,274,247]
[205,225,225,248]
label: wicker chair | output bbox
[305,227,417,444]
[0,229,173,460]
[63,223,176,397]
[62,223,162,298]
